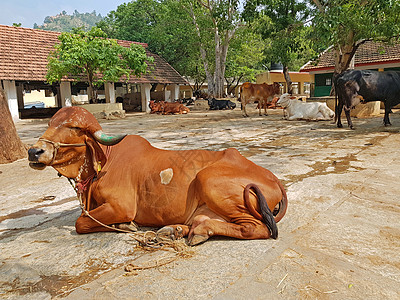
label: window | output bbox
[326,78,332,86]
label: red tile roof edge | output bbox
[300,41,400,72]
[0,24,188,85]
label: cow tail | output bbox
[244,183,278,239]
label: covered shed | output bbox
[0,24,188,120]
[300,41,400,97]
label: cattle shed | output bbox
[300,41,400,97]
[0,24,188,120]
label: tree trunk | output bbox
[87,68,97,103]
[330,33,360,95]
[283,66,293,94]
[0,87,26,164]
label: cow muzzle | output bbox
[28,138,86,170]
[28,147,47,170]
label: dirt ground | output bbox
[0,104,399,299]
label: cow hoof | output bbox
[114,221,138,232]
[188,234,209,246]
[157,226,175,240]
[157,226,184,241]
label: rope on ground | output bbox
[124,234,194,275]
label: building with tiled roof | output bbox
[0,24,188,119]
[300,41,400,97]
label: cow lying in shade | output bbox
[149,101,190,115]
[277,93,334,121]
[28,107,287,245]
[208,98,236,110]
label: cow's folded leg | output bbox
[157,225,190,240]
[288,115,300,120]
[188,219,271,246]
[75,203,135,234]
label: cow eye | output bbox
[70,127,81,131]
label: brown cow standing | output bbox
[28,107,287,245]
[240,82,281,117]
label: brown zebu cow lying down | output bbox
[28,107,287,245]
[149,100,190,115]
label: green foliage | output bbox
[98,0,201,79]
[243,0,313,71]
[12,23,22,27]
[312,0,400,47]
[46,27,152,90]
[310,0,400,73]
[225,26,265,81]
[33,10,103,32]
[99,0,253,96]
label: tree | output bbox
[224,26,265,95]
[243,0,312,94]
[0,87,26,164]
[97,0,204,94]
[311,0,400,78]
[180,0,242,97]
[34,10,103,32]
[46,27,152,102]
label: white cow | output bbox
[277,93,334,121]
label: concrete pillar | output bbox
[16,83,24,109]
[141,83,151,113]
[170,84,179,101]
[164,88,169,101]
[299,81,303,95]
[3,80,19,120]
[60,82,72,107]
[105,82,115,103]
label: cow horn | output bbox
[93,130,127,146]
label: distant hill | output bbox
[33,10,103,32]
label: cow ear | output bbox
[85,136,107,175]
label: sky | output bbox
[1,0,128,28]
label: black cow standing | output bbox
[335,69,400,129]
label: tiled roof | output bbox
[300,41,400,72]
[0,24,187,85]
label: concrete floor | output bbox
[0,105,399,299]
